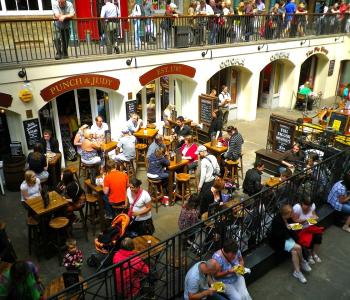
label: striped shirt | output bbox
[327,180,346,211]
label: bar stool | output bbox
[147,178,164,213]
[27,216,40,258]
[121,160,136,177]
[82,163,100,183]
[174,173,191,205]
[84,193,99,236]
[239,154,244,180]
[64,165,80,183]
[223,160,240,187]
[77,154,85,178]
[136,144,148,169]
[49,216,69,265]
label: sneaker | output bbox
[301,260,312,272]
[342,225,350,233]
[308,256,315,265]
[293,271,307,284]
[313,254,322,263]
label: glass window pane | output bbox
[96,89,109,126]
[5,0,17,10]
[146,81,156,123]
[28,0,39,10]
[42,0,52,10]
[77,89,93,126]
[17,0,28,10]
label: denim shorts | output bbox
[284,238,296,252]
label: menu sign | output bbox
[199,94,216,126]
[23,118,41,149]
[274,122,294,153]
[125,100,137,120]
[328,111,349,134]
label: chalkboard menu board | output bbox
[125,100,137,120]
[328,111,349,134]
[199,94,216,126]
[328,60,335,77]
[23,118,41,149]
[274,122,294,153]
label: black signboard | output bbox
[328,60,335,77]
[23,118,41,149]
[328,111,349,134]
[125,100,137,120]
[199,94,216,126]
[274,122,294,153]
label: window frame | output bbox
[0,0,52,15]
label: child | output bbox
[62,239,83,272]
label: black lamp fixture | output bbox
[300,39,307,46]
[201,49,212,59]
[126,57,137,68]
[18,67,28,81]
[257,44,267,51]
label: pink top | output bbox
[180,143,198,163]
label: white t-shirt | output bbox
[127,188,152,221]
[293,203,316,222]
[20,178,41,201]
[91,122,109,137]
[218,92,231,108]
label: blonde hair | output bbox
[83,129,92,139]
[185,135,193,144]
[24,170,36,185]
[66,238,77,250]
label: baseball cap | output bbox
[195,145,207,154]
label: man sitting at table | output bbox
[147,134,165,159]
[243,161,264,196]
[126,113,143,134]
[281,143,305,174]
[113,237,149,299]
[103,160,129,219]
[114,128,136,167]
[40,129,60,153]
[173,116,191,148]
[91,115,109,139]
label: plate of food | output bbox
[46,152,56,159]
[288,223,303,231]
[211,282,225,293]
[307,218,317,225]
[232,265,245,275]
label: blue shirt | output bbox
[328,180,346,211]
[212,250,242,284]
[285,2,296,21]
[147,153,169,176]
[184,262,210,300]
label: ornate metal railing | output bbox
[0,13,349,64]
[48,149,350,299]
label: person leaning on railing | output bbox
[52,0,75,60]
[100,0,120,54]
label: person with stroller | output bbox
[127,178,155,236]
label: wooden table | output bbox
[204,142,227,162]
[25,191,68,216]
[168,159,189,204]
[46,152,62,188]
[133,235,164,259]
[43,275,86,299]
[134,128,158,144]
[264,176,282,187]
[84,179,106,231]
[255,149,285,176]
[100,141,118,165]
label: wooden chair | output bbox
[136,144,148,169]
[84,193,99,236]
[49,217,70,265]
[147,178,164,213]
[223,160,240,187]
[174,173,191,205]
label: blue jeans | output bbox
[102,194,115,218]
[341,202,350,214]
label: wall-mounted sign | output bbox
[0,92,13,108]
[125,100,137,120]
[19,87,33,103]
[219,58,245,69]
[40,74,120,101]
[270,52,290,62]
[139,64,196,86]
[328,60,336,76]
[306,46,329,57]
[23,118,41,149]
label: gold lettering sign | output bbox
[40,74,120,101]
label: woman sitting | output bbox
[26,143,49,182]
[147,148,170,192]
[20,170,41,202]
[73,124,89,155]
[292,197,323,264]
[80,129,101,165]
[199,177,225,215]
[57,169,85,219]
[180,135,198,171]
[269,204,312,284]
[212,239,252,300]
[127,178,155,236]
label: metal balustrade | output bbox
[0,13,349,64]
[47,149,350,299]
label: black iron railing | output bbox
[47,149,350,299]
[0,13,349,64]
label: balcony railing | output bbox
[0,13,349,64]
[47,149,350,299]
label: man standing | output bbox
[173,116,191,148]
[243,161,264,196]
[196,0,214,45]
[91,115,109,139]
[184,259,227,300]
[223,126,244,161]
[103,160,129,219]
[101,0,120,54]
[218,85,231,126]
[52,0,75,60]
[196,145,220,193]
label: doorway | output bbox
[0,111,11,160]
[299,55,318,88]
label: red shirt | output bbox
[113,249,149,297]
[180,143,198,163]
[103,170,128,204]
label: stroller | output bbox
[87,213,130,271]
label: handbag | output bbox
[127,188,143,219]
